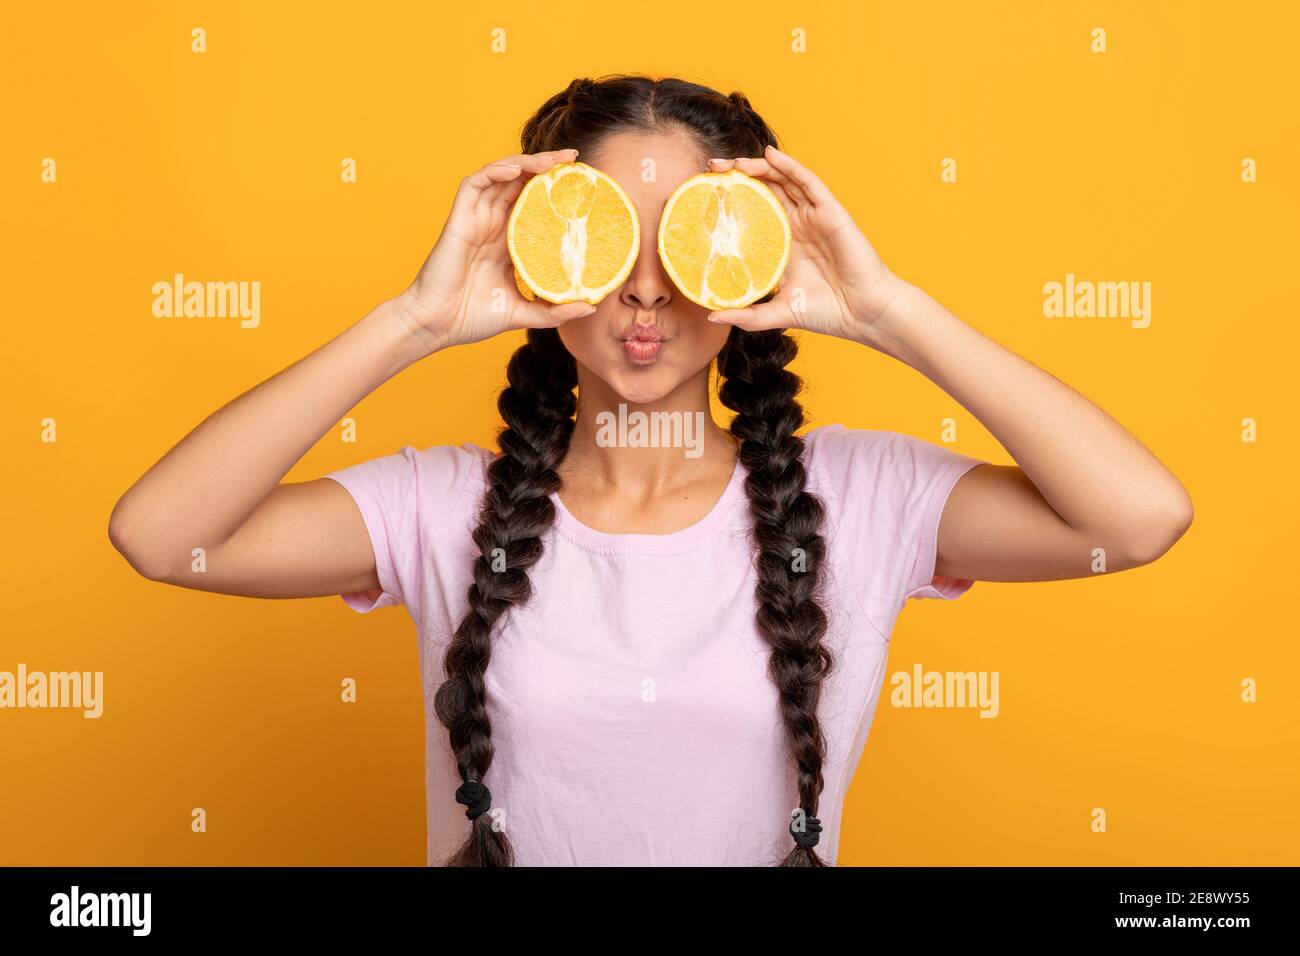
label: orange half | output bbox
[507,161,640,304]
[657,170,791,310]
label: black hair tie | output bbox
[455,780,492,821]
[789,814,822,849]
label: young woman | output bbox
[108,75,1193,867]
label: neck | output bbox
[561,365,736,497]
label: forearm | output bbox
[865,277,1193,542]
[109,295,434,570]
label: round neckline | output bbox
[549,457,747,555]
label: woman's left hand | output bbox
[705,145,904,346]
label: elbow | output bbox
[1118,489,1194,568]
[108,501,176,583]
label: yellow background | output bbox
[2,1,1296,865]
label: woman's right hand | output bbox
[397,148,599,352]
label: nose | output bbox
[618,232,673,316]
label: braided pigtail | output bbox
[433,329,576,866]
[718,328,834,867]
[726,91,769,144]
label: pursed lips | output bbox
[619,323,667,364]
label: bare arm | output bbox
[109,148,592,597]
[108,299,431,596]
[704,145,1193,583]
[873,279,1193,582]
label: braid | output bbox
[433,328,576,866]
[718,328,834,867]
[726,91,772,146]
[519,77,608,157]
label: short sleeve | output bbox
[805,424,986,606]
[324,443,485,616]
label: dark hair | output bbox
[433,74,833,867]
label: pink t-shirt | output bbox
[325,424,984,866]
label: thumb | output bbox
[517,299,598,329]
[707,301,790,332]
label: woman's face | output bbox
[556,128,731,407]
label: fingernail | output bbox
[578,305,596,316]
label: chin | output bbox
[603,364,686,406]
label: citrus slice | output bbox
[657,170,790,310]
[507,161,640,304]
[513,268,535,301]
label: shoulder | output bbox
[802,422,985,537]
[325,441,494,531]
[322,442,493,617]
[412,442,493,514]
[802,424,986,602]
[804,423,976,490]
